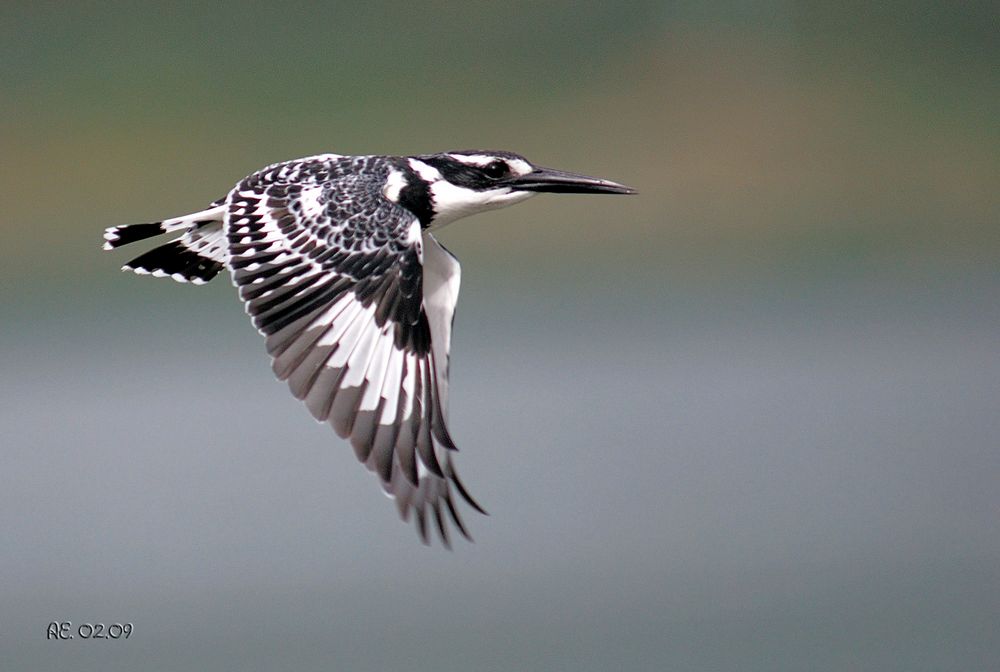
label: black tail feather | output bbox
[124,241,224,284]
[103,222,170,249]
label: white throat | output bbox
[406,157,536,229]
[428,182,535,228]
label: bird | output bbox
[103,149,636,546]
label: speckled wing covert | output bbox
[225,156,483,545]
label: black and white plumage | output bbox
[104,150,635,545]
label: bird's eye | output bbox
[483,160,509,180]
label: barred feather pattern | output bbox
[104,205,228,284]
[225,155,483,545]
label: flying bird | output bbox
[104,150,635,545]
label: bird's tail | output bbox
[102,204,228,284]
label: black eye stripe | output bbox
[418,150,534,193]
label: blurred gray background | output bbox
[2,2,998,670]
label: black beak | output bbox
[508,167,637,195]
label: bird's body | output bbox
[104,150,634,545]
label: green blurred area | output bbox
[1,1,997,285]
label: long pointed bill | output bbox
[508,167,637,194]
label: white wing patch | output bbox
[297,185,327,222]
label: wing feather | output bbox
[225,157,480,544]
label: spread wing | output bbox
[226,163,483,545]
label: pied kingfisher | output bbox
[103,150,635,545]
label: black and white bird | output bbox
[103,150,635,545]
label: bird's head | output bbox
[394,150,636,228]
